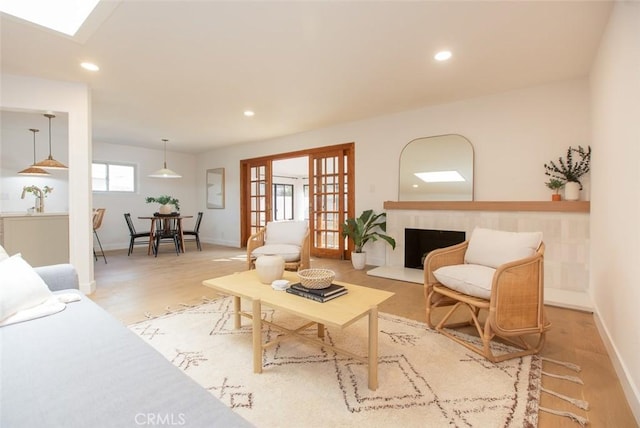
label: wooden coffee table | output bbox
[202,270,394,390]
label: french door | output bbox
[240,159,271,242]
[308,147,353,259]
[240,143,354,259]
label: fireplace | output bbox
[404,228,466,269]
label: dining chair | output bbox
[153,216,180,257]
[92,208,107,264]
[182,212,203,251]
[124,213,151,256]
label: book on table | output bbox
[286,286,348,303]
[289,282,346,297]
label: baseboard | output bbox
[593,310,640,425]
[81,279,96,295]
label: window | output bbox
[92,162,136,192]
[273,183,294,220]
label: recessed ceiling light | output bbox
[244,110,255,117]
[414,171,465,183]
[434,50,452,61]
[80,62,100,71]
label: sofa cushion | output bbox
[265,221,308,246]
[0,254,53,322]
[464,227,542,269]
[252,244,301,262]
[0,244,9,262]
[433,264,496,299]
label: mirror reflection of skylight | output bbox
[415,170,465,183]
[0,0,101,36]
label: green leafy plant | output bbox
[23,185,53,197]
[145,195,180,210]
[341,209,396,253]
[545,178,564,194]
[544,145,591,190]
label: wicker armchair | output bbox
[424,228,550,363]
[247,221,310,271]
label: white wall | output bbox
[590,1,640,420]
[92,142,199,250]
[0,74,93,293]
[197,78,591,265]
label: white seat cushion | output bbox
[252,244,301,262]
[265,221,308,246]
[464,227,542,269]
[433,264,496,300]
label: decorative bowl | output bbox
[297,269,335,289]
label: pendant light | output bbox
[33,112,68,169]
[148,138,182,178]
[18,128,51,176]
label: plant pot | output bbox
[351,252,367,270]
[255,255,285,284]
[551,194,561,201]
[159,204,173,214]
[564,182,580,201]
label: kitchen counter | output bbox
[0,213,69,266]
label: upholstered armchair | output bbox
[247,221,310,271]
[424,227,550,362]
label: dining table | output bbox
[138,214,193,255]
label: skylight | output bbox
[415,171,465,183]
[0,0,100,36]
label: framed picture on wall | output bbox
[207,168,225,209]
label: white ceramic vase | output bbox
[255,255,285,284]
[351,252,367,270]
[159,204,173,214]
[564,182,580,201]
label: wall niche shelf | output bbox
[383,200,590,213]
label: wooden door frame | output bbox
[240,143,355,257]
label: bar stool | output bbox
[93,208,107,263]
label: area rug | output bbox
[130,296,542,427]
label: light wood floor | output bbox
[91,244,638,428]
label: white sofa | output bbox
[0,248,253,427]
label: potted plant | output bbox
[341,209,396,270]
[544,145,591,201]
[545,178,564,201]
[145,195,180,214]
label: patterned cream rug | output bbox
[130,296,542,427]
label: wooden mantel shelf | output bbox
[383,200,590,213]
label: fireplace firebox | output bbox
[404,228,466,269]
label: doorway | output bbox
[240,143,354,260]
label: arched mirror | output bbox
[398,134,474,201]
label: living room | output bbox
[1,1,639,426]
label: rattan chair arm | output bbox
[489,243,546,336]
[299,228,311,270]
[246,228,266,262]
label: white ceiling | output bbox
[0,1,612,154]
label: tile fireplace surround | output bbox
[368,201,592,311]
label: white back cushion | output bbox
[0,254,53,321]
[265,221,308,246]
[464,227,542,268]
